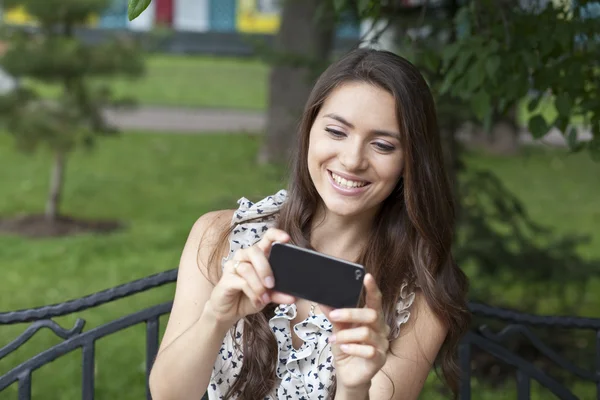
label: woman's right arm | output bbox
[148,210,295,400]
[148,210,233,400]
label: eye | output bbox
[325,128,346,138]
[373,142,395,152]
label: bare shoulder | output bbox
[188,209,234,243]
[156,209,235,356]
[371,290,448,399]
[392,289,447,348]
[183,209,235,276]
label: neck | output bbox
[310,204,378,262]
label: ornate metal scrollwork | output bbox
[0,272,597,400]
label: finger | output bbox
[228,273,264,309]
[338,344,380,359]
[319,304,347,334]
[270,291,296,304]
[329,326,378,346]
[234,261,270,305]
[255,228,290,255]
[245,246,276,289]
[364,274,383,311]
[327,308,378,326]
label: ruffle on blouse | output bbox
[392,282,416,338]
[269,304,333,380]
[221,189,288,266]
[269,303,335,399]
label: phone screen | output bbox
[268,243,365,309]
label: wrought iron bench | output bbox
[0,269,598,399]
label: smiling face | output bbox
[307,81,404,220]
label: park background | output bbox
[0,0,598,399]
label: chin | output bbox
[319,190,372,218]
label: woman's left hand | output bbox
[320,273,390,393]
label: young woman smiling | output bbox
[149,48,470,400]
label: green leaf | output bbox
[553,116,569,134]
[470,91,491,120]
[471,63,487,91]
[442,43,461,67]
[528,95,541,112]
[554,92,572,117]
[453,51,474,76]
[128,0,152,21]
[567,126,579,150]
[421,50,440,73]
[528,115,549,139]
[438,76,454,95]
[485,56,500,79]
[454,6,471,39]
[333,0,347,13]
[357,0,371,15]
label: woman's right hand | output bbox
[206,228,296,328]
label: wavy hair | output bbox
[207,48,470,399]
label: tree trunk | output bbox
[257,0,336,165]
[45,150,66,221]
[467,104,520,155]
[490,104,520,155]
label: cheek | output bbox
[308,132,334,165]
[376,154,404,182]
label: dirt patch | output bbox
[0,214,124,238]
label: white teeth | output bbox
[331,172,367,189]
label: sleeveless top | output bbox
[207,190,416,400]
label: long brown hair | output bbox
[207,48,470,399]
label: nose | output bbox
[339,139,368,171]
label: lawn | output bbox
[0,131,598,399]
[26,54,270,111]
[25,52,566,128]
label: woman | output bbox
[149,48,470,400]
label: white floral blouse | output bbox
[207,190,416,400]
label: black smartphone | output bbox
[268,242,365,309]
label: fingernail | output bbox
[261,293,270,304]
[265,276,274,288]
[329,310,341,320]
[328,334,336,344]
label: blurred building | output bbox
[0,0,361,38]
[1,0,595,57]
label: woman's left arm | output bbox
[369,292,448,400]
[323,276,448,400]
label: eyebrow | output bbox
[323,113,401,140]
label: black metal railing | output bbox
[0,269,177,400]
[0,269,598,399]
[459,303,600,400]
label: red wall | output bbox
[155,0,173,26]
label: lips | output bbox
[327,170,371,194]
[328,170,370,186]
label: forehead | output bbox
[319,81,399,130]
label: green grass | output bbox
[27,54,269,110]
[462,147,600,317]
[0,133,598,399]
[25,53,562,128]
[0,132,284,399]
